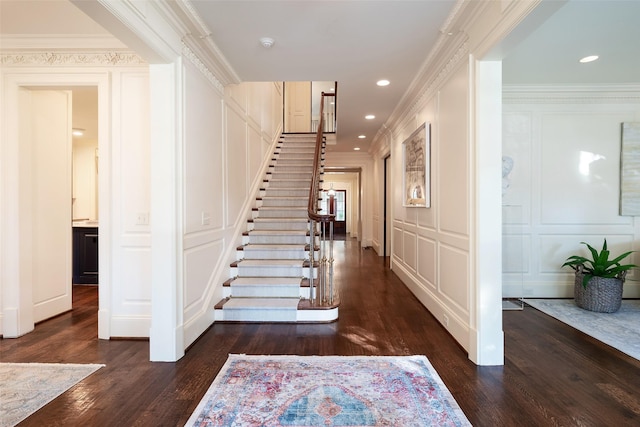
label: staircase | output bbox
[214,133,339,322]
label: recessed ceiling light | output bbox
[376,79,390,87]
[579,55,599,63]
[358,135,366,139]
[354,147,361,151]
[72,128,85,137]
[365,115,375,120]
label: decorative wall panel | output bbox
[620,122,640,215]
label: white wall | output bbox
[502,85,640,298]
[367,1,541,365]
[0,57,151,339]
[180,51,283,347]
[72,141,98,221]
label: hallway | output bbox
[1,240,639,426]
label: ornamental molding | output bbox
[503,85,640,104]
[181,43,224,93]
[1,51,146,67]
[412,41,469,115]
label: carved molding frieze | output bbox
[412,41,469,115]
[1,51,146,66]
[181,42,224,93]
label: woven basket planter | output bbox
[574,269,624,313]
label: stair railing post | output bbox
[329,220,334,305]
[309,219,315,305]
[320,221,327,304]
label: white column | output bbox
[149,61,185,361]
[470,58,504,365]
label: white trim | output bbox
[1,71,112,339]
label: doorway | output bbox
[332,190,347,237]
[384,155,391,257]
[2,76,106,340]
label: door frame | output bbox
[324,167,362,243]
[1,72,110,338]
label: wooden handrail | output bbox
[308,92,336,223]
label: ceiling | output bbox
[2,0,639,152]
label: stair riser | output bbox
[230,265,316,278]
[239,249,310,259]
[260,199,308,208]
[247,235,308,245]
[263,189,309,197]
[224,286,302,298]
[255,209,308,218]
[274,154,315,161]
[250,222,309,231]
[269,172,313,180]
[236,266,309,277]
[215,308,297,322]
[265,180,311,189]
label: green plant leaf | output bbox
[563,239,637,285]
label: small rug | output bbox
[185,354,471,427]
[0,362,104,427]
[523,299,640,361]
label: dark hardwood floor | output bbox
[2,240,640,426]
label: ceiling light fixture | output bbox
[259,37,275,48]
[72,128,85,137]
[579,55,599,63]
[376,79,390,87]
[354,147,361,151]
[365,114,375,120]
[358,135,366,139]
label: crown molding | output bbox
[0,34,128,51]
[503,84,640,104]
[182,43,224,94]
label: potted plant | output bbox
[562,239,636,313]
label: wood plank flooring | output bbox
[2,239,640,426]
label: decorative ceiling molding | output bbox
[0,34,128,51]
[1,51,146,66]
[375,39,469,148]
[182,42,224,94]
[503,84,640,104]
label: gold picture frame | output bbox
[402,122,430,207]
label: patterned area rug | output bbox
[0,363,104,427]
[524,299,640,361]
[185,355,471,426]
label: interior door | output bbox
[333,190,347,235]
[284,81,311,132]
[22,89,73,323]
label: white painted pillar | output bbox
[149,61,185,361]
[470,58,504,366]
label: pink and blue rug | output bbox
[185,355,470,426]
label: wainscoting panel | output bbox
[439,243,470,313]
[403,231,417,272]
[417,235,436,287]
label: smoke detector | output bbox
[260,37,275,48]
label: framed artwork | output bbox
[620,122,640,215]
[402,122,430,207]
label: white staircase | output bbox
[214,134,339,322]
